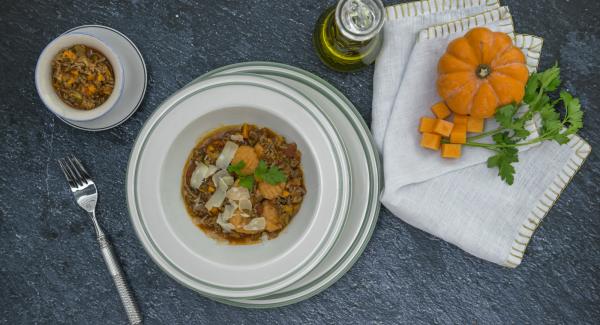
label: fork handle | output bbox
[98,233,143,325]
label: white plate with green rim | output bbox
[190,62,382,307]
[127,73,350,298]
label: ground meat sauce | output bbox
[181,124,306,244]
[51,44,115,110]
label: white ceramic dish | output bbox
[127,73,350,298]
[194,62,382,308]
[56,25,147,131]
[35,32,124,121]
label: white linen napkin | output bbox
[376,4,592,266]
[372,0,501,150]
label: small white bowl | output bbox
[35,32,124,121]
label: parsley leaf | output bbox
[494,104,530,140]
[487,147,519,185]
[523,64,560,112]
[227,160,246,175]
[539,103,562,136]
[539,64,561,91]
[255,160,287,185]
[560,91,583,135]
[492,131,517,146]
[495,104,518,129]
[523,73,540,103]
[238,175,255,190]
[487,133,519,185]
[254,160,268,177]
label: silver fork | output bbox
[58,156,142,325]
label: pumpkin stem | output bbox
[476,64,492,78]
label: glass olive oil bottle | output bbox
[313,0,385,72]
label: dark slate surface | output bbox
[1,0,599,324]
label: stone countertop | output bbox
[1,0,599,324]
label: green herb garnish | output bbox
[238,175,255,190]
[227,160,246,175]
[228,160,254,189]
[255,160,287,185]
[227,159,286,189]
[454,64,584,185]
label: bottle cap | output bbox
[335,0,385,42]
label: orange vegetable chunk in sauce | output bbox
[419,117,437,133]
[433,119,454,137]
[431,102,451,119]
[421,133,442,150]
[441,144,462,158]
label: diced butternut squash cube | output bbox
[431,102,451,119]
[450,125,467,144]
[441,144,462,158]
[419,117,436,133]
[453,123,467,132]
[420,133,441,150]
[454,114,469,126]
[433,119,454,137]
[467,116,485,133]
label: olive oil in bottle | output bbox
[313,0,385,72]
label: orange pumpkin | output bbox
[437,27,528,118]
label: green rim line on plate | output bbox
[127,77,349,295]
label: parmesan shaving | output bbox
[243,217,266,231]
[239,198,252,212]
[215,141,239,169]
[189,162,209,189]
[190,162,219,189]
[230,134,244,142]
[206,164,218,178]
[204,187,226,210]
[226,186,250,201]
[216,212,235,232]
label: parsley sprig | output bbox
[456,65,584,185]
[227,160,246,175]
[255,160,287,185]
[227,160,253,190]
[227,159,287,190]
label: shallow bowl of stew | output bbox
[127,73,350,298]
[35,32,124,121]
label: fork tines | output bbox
[58,156,92,188]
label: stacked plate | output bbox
[126,62,381,307]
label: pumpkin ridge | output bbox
[491,47,524,68]
[489,31,497,64]
[445,79,479,114]
[439,75,474,99]
[476,41,484,63]
[444,53,477,69]
[466,79,483,114]
[479,42,485,64]
[490,36,514,63]
[490,70,527,84]
[488,73,526,104]
[448,38,480,66]
[486,79,502,107]
[490,62,524,70]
